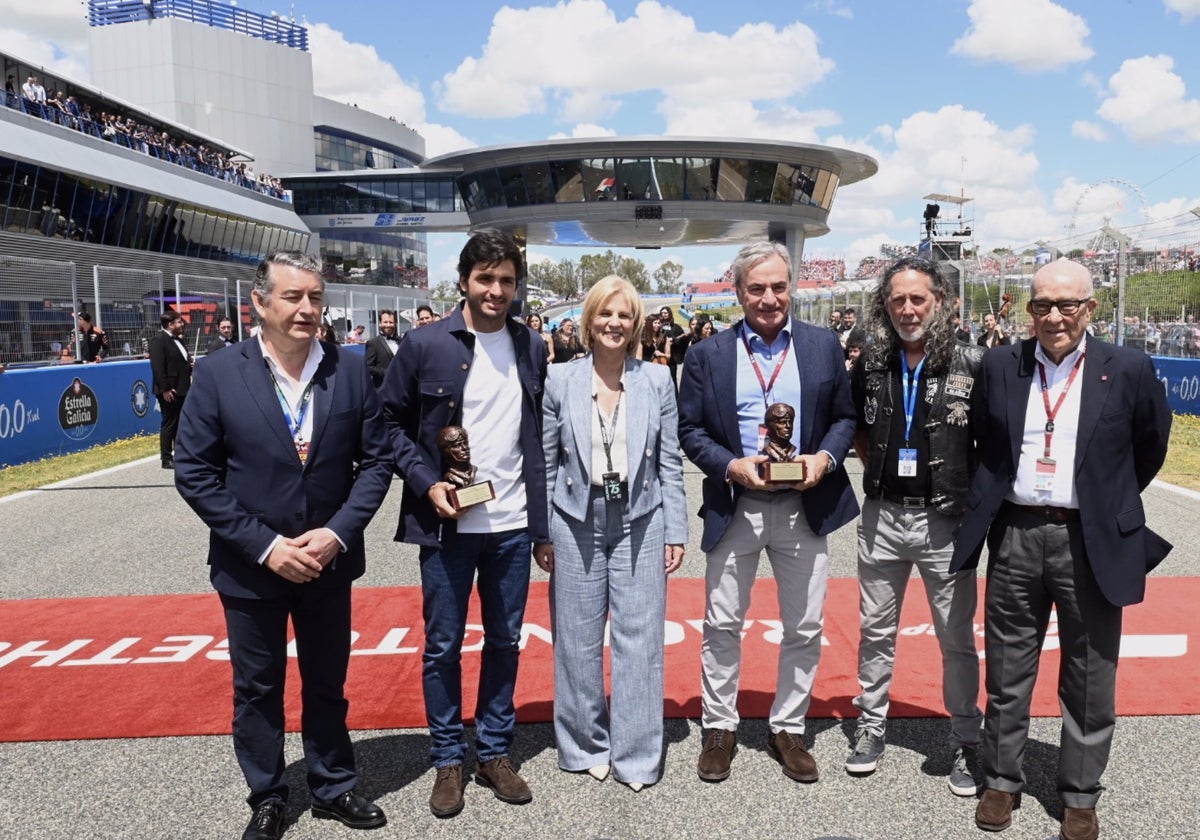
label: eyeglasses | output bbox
[1028,298,1091,317]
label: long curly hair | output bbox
[862,256,958,373]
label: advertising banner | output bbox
[0,361,158,467]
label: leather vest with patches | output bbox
[859,342,984,516]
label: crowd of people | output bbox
[4,74,286,200]
[151,230,1169,840]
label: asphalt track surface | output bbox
[2,456,1197,840]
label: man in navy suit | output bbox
[951,259,1171,840]
[678,241,858,785]
[175,252,392,840]
[381,230,548,818]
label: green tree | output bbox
[555,258,580,299]
[652,260,684,294]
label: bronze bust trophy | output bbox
[761,402,806,482]
[438,425,495,510]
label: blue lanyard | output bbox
[266,366,315,439]
[900,352,925,446]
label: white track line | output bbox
[0,456,159,505]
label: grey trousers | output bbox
[549,489,668,785]
[853,497,982,746]
[701,490,829,735]
[982,506,1122,809]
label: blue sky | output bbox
[6,0,1200,286]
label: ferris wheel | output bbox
[1067,178,1150,241]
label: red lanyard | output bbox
[740,325,791,407]
[1037,353,1085,458]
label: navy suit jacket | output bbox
[678,319,859,552]
[175,339,393,599]
[380,304,550,546]
[950,337,1172,607]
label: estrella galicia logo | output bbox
[59,377,100,441]
[374,214,395,226]
[131,380,151,418]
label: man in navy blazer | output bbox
[175,253,392,840]
[679,241,858,785]
[950,259,1170,840]
[380,230,548,818]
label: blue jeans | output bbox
[419,528,532,767]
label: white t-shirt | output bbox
[458,327,527,533]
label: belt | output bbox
[880,490,931,509]
[1002,501,1080,523]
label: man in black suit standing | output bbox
[174,253,392,840]
[206,316,238,354]
[951,259,1171,840]
[148,311,191,469]
[364,309,400,387]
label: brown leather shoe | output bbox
[697,729,738,781]
[976,788,1021,832]
[1060,807,1099,840]
[475,756,533,804]
[429,764,465,818]
[767,730,819,782]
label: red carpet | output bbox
[0,578,1195,742]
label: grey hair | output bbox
[862,256,958,373]
[730,241,793,288]
[252,252,323,303]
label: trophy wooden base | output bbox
[763,460,807,483]
[449,480,496,511]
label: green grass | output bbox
[0,435,158,497]
[3,414,1200,498]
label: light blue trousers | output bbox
[549,488,667,785]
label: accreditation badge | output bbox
[898,448,918,477]
[1035,457,1056,492]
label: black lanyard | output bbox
[596,391,622,472]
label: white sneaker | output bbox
[587,765,610,781]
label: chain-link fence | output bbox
[0,254,79,366]
[1,256,431,367]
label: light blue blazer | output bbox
[542,355,688,545]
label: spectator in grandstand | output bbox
[525,312,554,358]
[415,305,435,328]
[205,317,237,355]
[846,256,984,796]
[535,274,686,792]
[175,253,391,839]
[74,312,108,363]
[57,346,75,365]
[149,311,192,469]
[977,313,1010,349]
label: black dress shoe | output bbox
[161,458,174,469]
[312,790,387,830]
[242,800,284,840]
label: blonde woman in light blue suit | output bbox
[533,275,688,791]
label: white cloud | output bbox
[0,0,91,81]
[951,0,1093,72]
[436,0,835,135]
[547,123,619,140]
[1164,0,1200,21]
[827,105,1055,251]
[1096,54,1200,144]
[805,0,853,19]
[1071,120,1108,141]
[306,23,477,158]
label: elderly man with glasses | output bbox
[950,259,1171,840]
